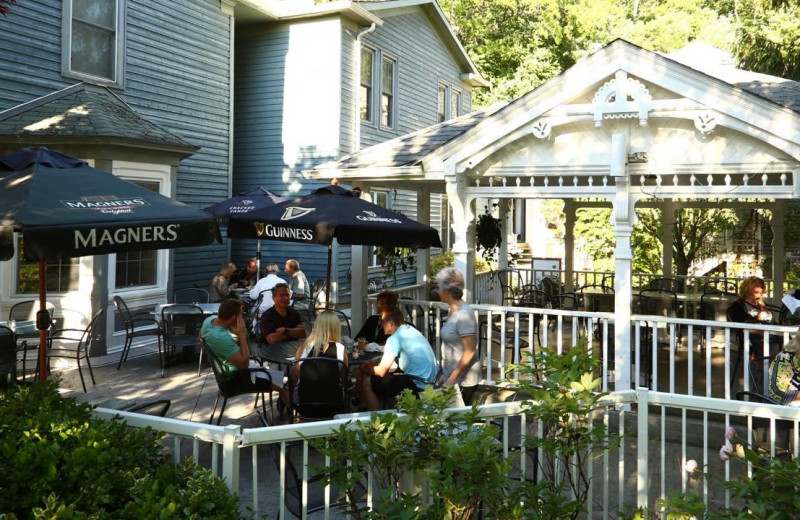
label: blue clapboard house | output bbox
[0,0,483,357]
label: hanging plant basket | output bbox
[476,207,502,265]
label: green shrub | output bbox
[0,380,247,520]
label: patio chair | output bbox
[9,300,55,381]
[0,325,16,388]
[47,308,105,393]
[735,390,792,451]
[270,440,365,519]
[288,357,349,421]
[127,399,171,417]
[114,295,163,370]
[496,269,523,306]
[636,289,679,387]
[160,304,204,377]
[173,287,210,304]
[327,309,351,339]
[310,279,327,310]
[399,297,435,341]
[204,341,273,426]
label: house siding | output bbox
[0,0,232,292]
[232,18,344,285]
[124,0,232,289]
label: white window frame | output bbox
[379,53,397,130]
[62,0,126,87]
[439,82,461,122]
[369,189,391,267]
[360,46,376,125]
[451,88,462,119]
[108,161,171,298]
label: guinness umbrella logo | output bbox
[281,206,315,220]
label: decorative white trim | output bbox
[530,120,551,139]
[694,111,718,135]
[592,71,652,128]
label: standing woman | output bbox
[436,267,479,406]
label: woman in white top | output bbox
[290,311,349,399]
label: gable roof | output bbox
[358,0,487,86]
[0,83,198,155]
[307,39,800,179]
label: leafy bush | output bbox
[0,380,247,520]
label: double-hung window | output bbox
[438,83,461,123]
[63,0,126,86]
[360,46,397,130]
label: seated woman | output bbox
[354,290,398,345]
[727,276,781,384]
[289,311,349,418]
[209,261,236,303]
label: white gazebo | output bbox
[307,39,800,390]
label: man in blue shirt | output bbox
[357,308,438,410]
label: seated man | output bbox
[249,262,285,315]
[357,308,438,411]
[259,283,307,360]
[284,259,310,309]
[230,257,259,290]
[200,298,284,397]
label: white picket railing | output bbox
[98,387,800,517]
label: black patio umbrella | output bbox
[0,147,220,380]
[226,184,442,306]
[203,186,286,270]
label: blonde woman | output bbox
[290,311,349,403]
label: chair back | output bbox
[174,288,210,304]
[112,296,134,331]
[326,309,351,339]
[291,356,348,420]
[496,269,522,305]
[0,325,16,387]
[127,400,171,417]
[579,285,614,313]
[648,277,684,293]
[9,300,56,330]
[203,341,235,397]
[49,308,105,352]
[637,289,678,318]
[161,304,205,347]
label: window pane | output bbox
[72,20,115,79]
[360,49,373,84]
[360,85,371,122]
[16,237,80,294]
[438,85,447,123]
[381,58,394,93]
[381,93,392,127]
[115,180,158,288]
[74,0,116,28]
[451,90,460,118]
[360,49,374,122]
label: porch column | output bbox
[771,201,786,300]
[564,199,575,293]
[445,167,475,299]
[611,131,634,391]
[662,199,675,276]
[498,199,509,271]
[350,183,372,329]
[416,187,431,291]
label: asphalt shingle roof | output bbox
[0,83,196,150]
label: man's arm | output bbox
[370,346,397,377]
[226,314,251,369]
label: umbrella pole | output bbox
[325,245,332,310]
[38,260,48,381]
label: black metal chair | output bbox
[173,288,210,304]
[288,356,349,421]
[496,269,523,306]
[127,399,171,417]
[114,295,162,370]
[47,308,105,392]
[735,390,792,451]
[0,325,16,388]
[9,300,55,381]
[636,289,679,387]
[160,304,205,377]
[204,341,273,426]
[270,440,365,519]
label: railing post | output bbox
[637,388,649,510]
[221,424,241,493]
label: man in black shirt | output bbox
[259,283,307,360]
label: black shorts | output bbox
[370,373,421,400]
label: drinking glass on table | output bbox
[357,337,367,352]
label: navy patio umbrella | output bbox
[226,184,442,306]
[203,186,286,271]
[0,147,220,380]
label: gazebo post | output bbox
[445,171,475,300]
[611,131,633,391]
[564,200,575,293]
[662,200,675,277]
[771,201,786,300]
[350,184,371,329]
[498,199,509,271]
[416,187,431,294]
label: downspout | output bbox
[353,23,376,152]
[350,22,376,329]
